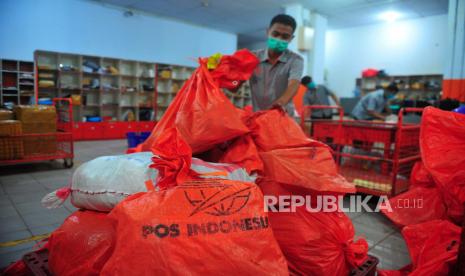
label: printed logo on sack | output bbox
[141,182,270,239]
[182,181,252,217]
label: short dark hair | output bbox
[386,83,399,93]
[270,14,297,32]
[301,76,312,85]
[439,98,460,111]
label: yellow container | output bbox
[71,95,82,105]
[0,120,24,160]
[0,109,14,120]
[160,70,172,79]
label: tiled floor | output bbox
[0,140,410,270]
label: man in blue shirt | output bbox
[249,14,304,114]
[302,76,340,119]
[351,83,398,120]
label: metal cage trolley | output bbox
[0,98,74,168]
[301,105,423,197]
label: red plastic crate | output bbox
[350,255,379,276]
[22,249,50,276]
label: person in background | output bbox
[351,83,399,120]
[301,75,341,119]
[353,83,361,98]
[438,98,460,111]
[249,14,304,114]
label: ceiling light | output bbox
[123,10,134,17]
[379,11,401,23]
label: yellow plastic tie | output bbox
[207,53,223,70]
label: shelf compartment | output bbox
[2,60,18,71]
[101,58,120,75]
[120,93,136,107]
[19,61,33,72]
[138,62,155,78]
[120,60,137,76]
[59,73,80,90]
[101,92,118,106]
[59,54,80,72]
[37,51,58,70]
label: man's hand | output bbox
[367,110,386,120]
[270,79,299,110]
[271,98,287,108]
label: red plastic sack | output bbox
[420,107,465,202]
[257,178,289,198]
[219,134,263,174]
[259,147,355,194]
[441,188,465,224]
[248,108,320,151]
[269,206,368,275]
[209,49,260,90]
[402,220,461,276]
[410,161,434,188]
[149,127,199,190]
[138,50,257,154]
[381,187,447,227]
[2,260,28,276]
[101,179,288,275]
[101,128,288,275]
[48,210,115,276]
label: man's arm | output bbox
[272,79,300,106]
[384,102,393,115]
[366,96,385,120]
[329,91,341,106]
[367,110,386,120]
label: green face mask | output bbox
[267,37,289,53]
[307,82,316,89]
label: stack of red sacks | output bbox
[100,128,290,275]
[379,107,465,275]
[134,49,368,275]
[213,108,368,275]
[23,49,369,275]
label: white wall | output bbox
[242,41,266,51]
[325,14,448,97]
[0,0,237,66]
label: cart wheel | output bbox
[64,159,74,168]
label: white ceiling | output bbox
[92,0,448,46]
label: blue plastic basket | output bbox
[86,116,102,122]
[38,99,53,105]
[126,132,151,148]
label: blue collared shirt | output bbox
[249,49,303,114]
[351,89,387,120]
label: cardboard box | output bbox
[13,106,58,157]
[0,120,22,136]
[22,123,56,134]
[0,120,24,160]
[0,109,14,121]
[14,105,56,134]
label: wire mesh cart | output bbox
[301,105,423,197]
[0,98,74,168]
